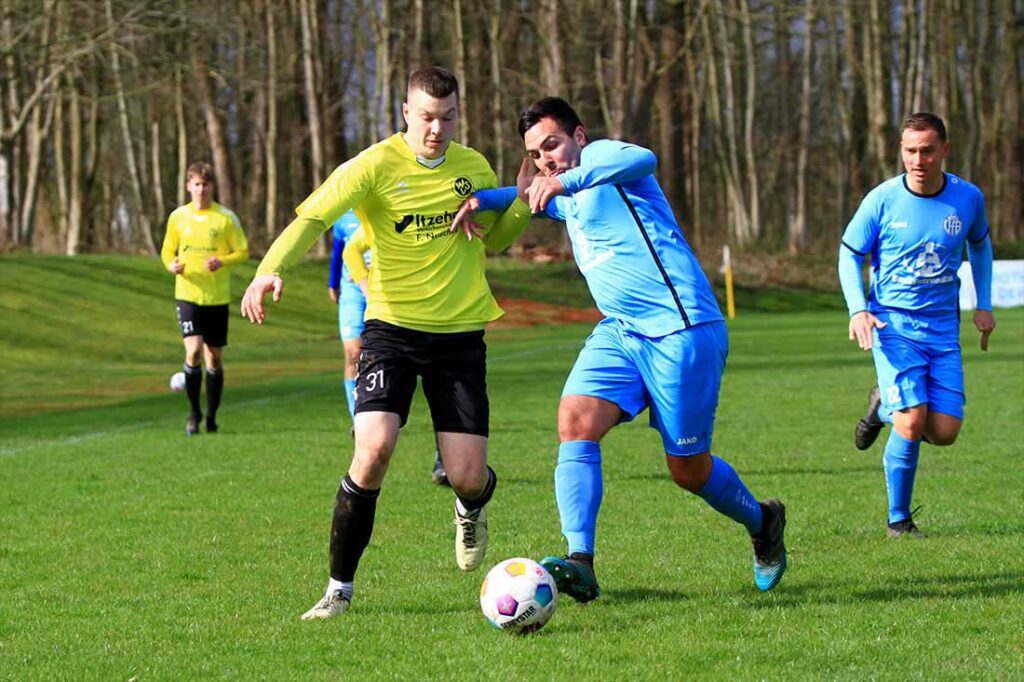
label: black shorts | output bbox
[355,319,489,436]
[175,300,229,347]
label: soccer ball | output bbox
[169,371,186,392]
[480,558,557,634]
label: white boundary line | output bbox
[1,342,582,458]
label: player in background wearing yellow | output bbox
[160,161,249,435]
[241,66,533,619]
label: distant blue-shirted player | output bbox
[838,112,996,538]
[328,210,369,418]
[455,97,788,599]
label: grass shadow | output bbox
[741,465,879,477]
[603,586,689,604]
[855,571,1024,603]
[744,571,1024,610]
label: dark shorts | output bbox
[355,319,489,436]
[175,300,229,347]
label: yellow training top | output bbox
[161,202,249,306]
[258,133,531,333]
[343,226,373,284]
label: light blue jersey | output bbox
[839,172,993,419]
[477,140,722,337]
[489,122,775,574]
[476,139,725,454]
[549,140,723,337]
[840,173,989,339]
[329,210,370,340]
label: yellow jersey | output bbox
[161,202,249,305]
[342,226,372,283]
[258,133,531,333]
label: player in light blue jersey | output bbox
[328,209,369,418]
[455,97,787,599]
[328,210,450,486]
[839,112,995,538]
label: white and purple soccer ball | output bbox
[480,558,557,634]
[169,371,186,392]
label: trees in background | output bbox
[1,0,1020,256]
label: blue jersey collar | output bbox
[901,173,947,199]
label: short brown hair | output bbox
[518,97,584,139]
[902,113,947,143]
[407,66,459,100]
[186,161,216,183]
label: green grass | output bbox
[1,255,1023,679]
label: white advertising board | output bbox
[958,260,1024,309]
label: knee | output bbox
[449,468,487,499]
[558,404,609,442]
[557,413,588,442]
[668,453,712,493]
[894,413,928,441]
[926,428,959,446]
[185,349,202,366]
[352,439,393,482]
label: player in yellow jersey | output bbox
[240,67,533,619]
[161,161,249,436]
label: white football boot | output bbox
[454,503,488,571]
[300,590,350,620]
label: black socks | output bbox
[330,475,381,582]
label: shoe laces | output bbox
[904,506,924,532]
[324,590,348,606]
[752,510,781,563]
[456,508,480,546]
[890,507,924,532]
[752,536,772,562]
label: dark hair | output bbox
[902,112,947,143]
[407,66,459,100]
[517,97,584,139]
[186,161,216,183]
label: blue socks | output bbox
[697,456,763,535]
[883,431,920,523]
[343,378,357,417]
[555,440,603,556]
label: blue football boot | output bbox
[540,553,600,603]
[752,499,787,591]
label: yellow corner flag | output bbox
[723,245,736,320]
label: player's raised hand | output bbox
[515,157,539,204]
[525,175,565,214]
[451,196,486,241]
[848,311,887,351]
[973,309,996,351]
[241,273,284,325]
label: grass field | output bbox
[2,255,1022,679]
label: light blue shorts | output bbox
[871,321,964,420]
[562,319,728,456]
[338,282,367,341]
